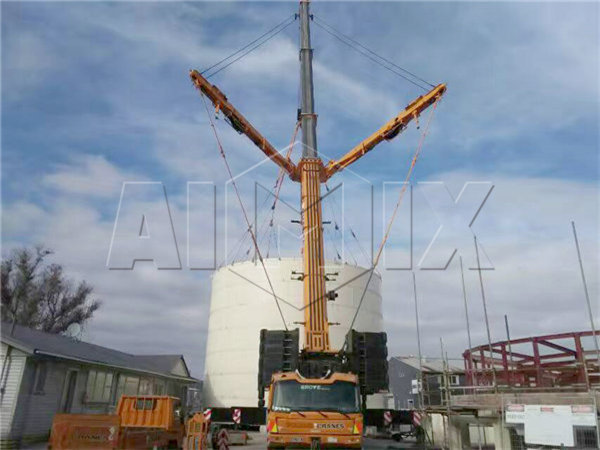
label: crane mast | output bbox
[190,0,445,366]
[298,0,330,353]
[299,0,317,157]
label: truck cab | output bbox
[266,372,363,449]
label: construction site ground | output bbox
[22,432,436,449]
[238,431,430,449]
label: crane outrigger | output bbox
[191,1,445,447]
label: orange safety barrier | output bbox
[117,395,180,431]
[49,414,120,449]
[183,413,209,450]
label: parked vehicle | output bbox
[49,395,208,449]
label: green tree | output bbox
[1,246,100,334]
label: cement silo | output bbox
[202,258,384,410]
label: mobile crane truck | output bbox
[190,1,445,448]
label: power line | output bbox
[204,15,297,79]
[312,16,433,91]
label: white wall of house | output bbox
[10,358,88,440]
[171,359,188,377]
[0,343,27,439]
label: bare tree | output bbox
[1,246,100,335]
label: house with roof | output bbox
[0,322,200,446]
[388,356,465,410]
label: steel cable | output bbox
[312,16,433,91]
[200,93,288,329]
[204,15,297,79]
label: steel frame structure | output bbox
[463,330,600,389]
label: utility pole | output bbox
[571,221,600,368]
[474,235,498,391]
[412,272,425,410]
[459,256,473,351]
[504,314,514,385]
[299,0,318,158]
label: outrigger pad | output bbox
[345,330,389,395]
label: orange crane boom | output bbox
[190,68,445,355]
[190,70,298,180]
[324,83,446,179]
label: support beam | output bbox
[448,416,472,450]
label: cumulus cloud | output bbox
[2,1,598,377]
[42,155,141,198]
[380,173,598,361]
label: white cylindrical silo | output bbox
[202,258,383,408]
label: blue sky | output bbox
[2,1,598,376]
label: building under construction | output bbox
[417,330,600,449]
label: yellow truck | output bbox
[49,395,208,449]
[265,372,363,449]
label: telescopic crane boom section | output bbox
[324,83,446,179]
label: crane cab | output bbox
[266,372,363,449]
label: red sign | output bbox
[412,411,424,427]
[232,408,241,424]
[383,411,392,426]
[203,408,212,422]
[217,428,229,450]
[507,404,524,412]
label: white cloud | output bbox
[42,155,141,198]
[380,172,598,361]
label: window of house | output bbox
[115,374,140,402]
[139,378,152,395]
[450,375,460,386]
[124,376,139,395]
[153,381,165,395]
[32,362,48,394]
[86,369,113,403]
